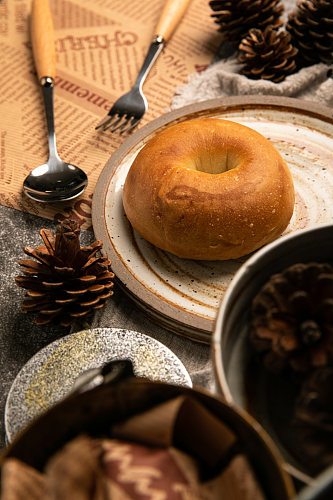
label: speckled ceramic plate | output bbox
[5,328,192,443]
[92,96,333,343]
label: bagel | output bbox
[122,118,295,260]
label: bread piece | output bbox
[123,118,295,260]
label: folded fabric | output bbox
[171,56,333,110]
[0,396,266,500]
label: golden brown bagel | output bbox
[122,118,295,260]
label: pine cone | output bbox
[292,366,333,473]
[238,27,298,82]
[15,220,114,327]
[250,262,333,373]
[286,0,333,66]
[209,0,284,46]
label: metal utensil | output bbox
[23,0,88,203]
[96,0,192,134]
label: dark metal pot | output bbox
[213,223,333,489]
[0,360,294,500]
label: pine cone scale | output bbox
[261,50,275,60]
[27,290,45,298]
[42,281,64,288]
[40,306,63,315]
[98,292,114,302]
[88,284,107,293]
[22,298,52,310]
[23,247,54,267]
[40,229,55,255]
[99,271,115,280]
[80,297,101,308]
[251,67,266,75]
[73,275,97,284]
[35,315,56,326]
[93,303,106,310]
[18,260,53,275]
[70,310,91,318]
[55,298,76,304]
[65,288,87,296]
[82,258,102,271]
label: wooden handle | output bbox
[154,0,192,42]
[30,0,56,81]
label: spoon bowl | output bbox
[24,0,88,203]
[24,159,88,203]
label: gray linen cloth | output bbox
[172,60,333,110]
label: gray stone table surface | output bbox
[0,205,214,451]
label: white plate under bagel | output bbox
[92,96,333,343]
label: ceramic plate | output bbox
[5,328,192,443]
[92,96,333,343]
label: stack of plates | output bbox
[92,96,333,343]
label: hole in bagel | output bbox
[192,148,242,174]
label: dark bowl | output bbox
[0,365,294,500]
[213,223,333,484]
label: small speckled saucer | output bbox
[5,328,192,443]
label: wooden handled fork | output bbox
[95,0,192,134]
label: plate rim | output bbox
[92,96,333,343]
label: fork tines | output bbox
[95,114,140,135]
